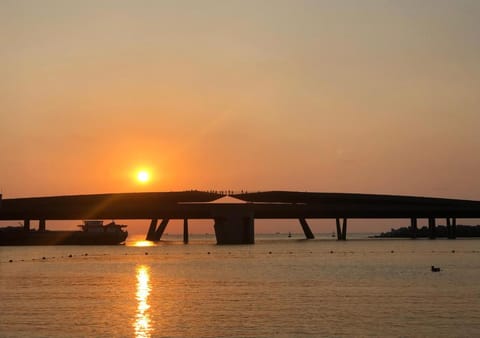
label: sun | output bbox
[137,170,151,184]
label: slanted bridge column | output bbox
[146,218,170,241]
[299,218,315,239]
[146,219,158,241]
[154,219,170,241]
[336,218,342,240]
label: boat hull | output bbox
[0,230,128,245]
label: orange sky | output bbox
[1,1,480,233]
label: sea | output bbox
[1,233,479,337]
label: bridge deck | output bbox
[1,191,480,220]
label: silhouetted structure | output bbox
[1,191,480,244]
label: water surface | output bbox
[1,236,479,337]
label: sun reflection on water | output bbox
[132,240,155,247]
[135,265,152,338]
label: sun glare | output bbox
[133,240,155,247]
[137,170,150,184]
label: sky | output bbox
[1,1,480,233]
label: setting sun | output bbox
[137,170,150,184]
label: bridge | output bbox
[1,191,480,244]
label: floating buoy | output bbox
[68,254,72,258]
[9,259,13,263]
[42,257,46,260]
[145,252,148,255]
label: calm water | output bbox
[1,235,479,337]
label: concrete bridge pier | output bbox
[446,218,457,239]
[213,207,254,245]
[298,218,315,239]
[146,219,158,241]
[183,218,189,244]
[335,218,341,240]
[451,218,457,239]
[410,218,418,239]
[335,218,348,240]
[428,218,436,239]
[24,219,30,231]
[154,219,170,241]
[146,218,170,241]
[39,219,46,232]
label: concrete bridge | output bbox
[1,191,480,244]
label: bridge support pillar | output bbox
[410,218,417,239]
[39,219,46,232]
[446,218,456,239]
[428,218,436,239]
[24,219,30,231]
[146,219,158,241]
[299,218,315,239]
[146,218,170,241]
[451,218,457,239]
[213,208,254,244]
[154,219,170,241]
[183,218,189,244]
[335,218,348,240]
[336,218,341,240]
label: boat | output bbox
[0,220,128,245]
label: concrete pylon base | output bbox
[212,206,254,244]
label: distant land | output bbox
[374,225,480,238]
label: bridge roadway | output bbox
[1,191,480,244]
